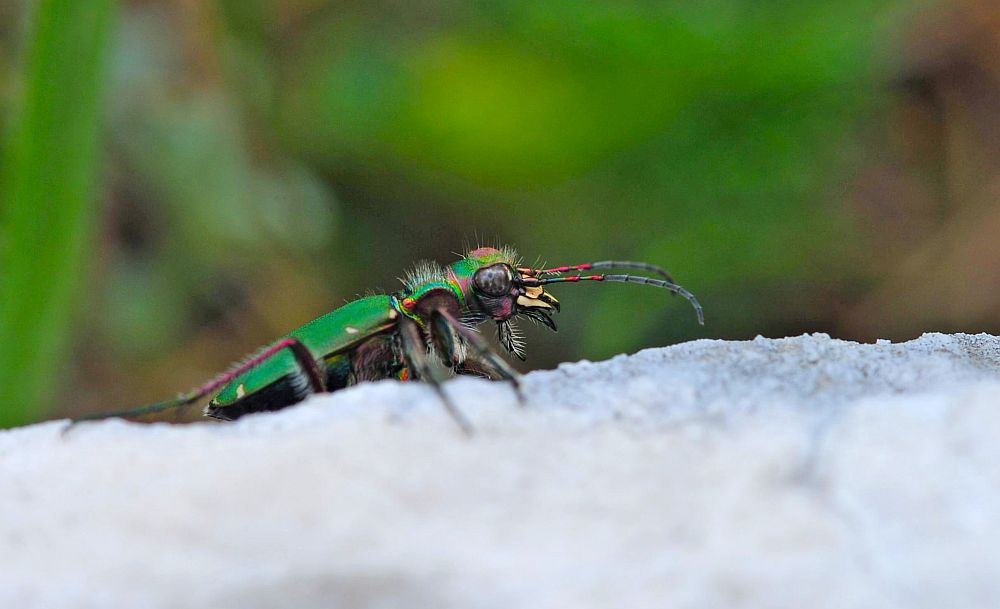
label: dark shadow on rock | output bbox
[212,570,461,609]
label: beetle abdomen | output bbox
[204,353,347,420]
[204,336,404,420]
[204,375,308,420]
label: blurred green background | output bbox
[2,0,997,426]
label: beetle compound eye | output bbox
[474,264,513,296]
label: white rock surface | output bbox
[2,333,1000,609]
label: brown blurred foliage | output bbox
[844,1,1000,338]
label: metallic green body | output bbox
[210,295,397,406]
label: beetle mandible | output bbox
[72,246,703,433]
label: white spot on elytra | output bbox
[236,384,245,398]
[346,327,359,334]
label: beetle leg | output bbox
[398,317,474,435]
[455,353,510,380]
[67,337,325,428]
[433,309,525,407]
[430,312,464,369]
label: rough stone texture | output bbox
[2,333,1000,609]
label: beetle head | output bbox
[451,247,559,327]
[447,246,703,361]
[471,261,559,324]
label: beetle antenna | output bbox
[530,261,676,283]
[526,274,704,325]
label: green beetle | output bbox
[73,246,703,433]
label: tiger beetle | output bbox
[71,246,704,434]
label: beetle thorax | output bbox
[402,288,462,322]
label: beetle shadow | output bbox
[210,570,464,609]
